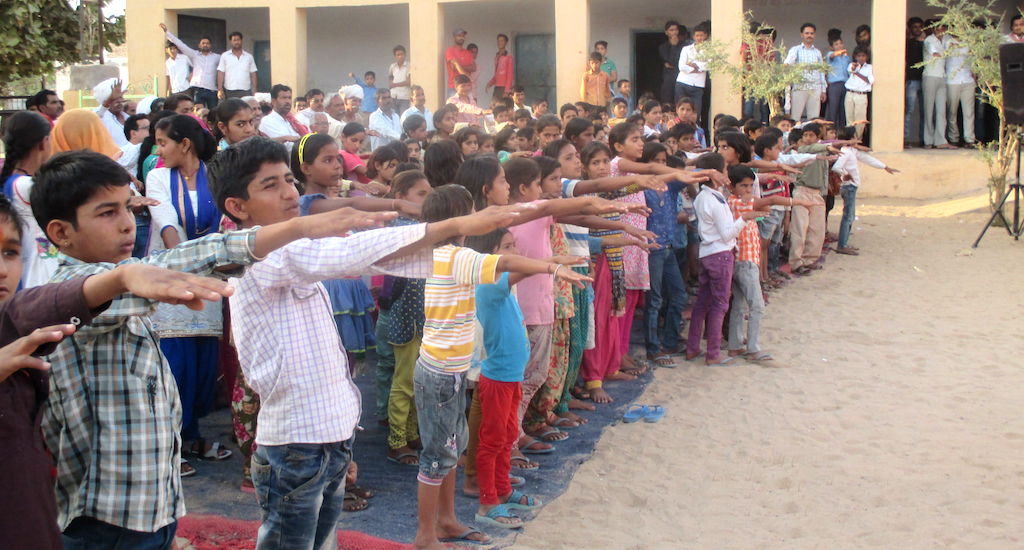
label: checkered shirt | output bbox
[728,196,761,264]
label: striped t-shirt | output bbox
[420,244,500,373]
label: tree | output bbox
[0,0,80,83]
[700,15,831,120]
[923,0,1022,213]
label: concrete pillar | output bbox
[269,5,307,91]
[555,0,589,109]
[410,0,444,110]
[710,0,744,124]
[871,0,906,152]
[126,3,172,96]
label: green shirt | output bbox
[795,143,831,190]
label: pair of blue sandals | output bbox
[472,489,543,530]
[622,404,667,423]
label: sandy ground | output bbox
[513,193,1024,550]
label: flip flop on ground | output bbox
[527,426,568,443]
[746,351,774,362]
[623,404,649,423]
[474,505,523,529]
[188,438,232,460]
[519,437,556,454]
[647,352,677,368]
[503,489,543,510]
[386,451,419,466]
[644,405,667,423]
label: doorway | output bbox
[632,30,665,104]
[515,34,556,109]
[253,40,272,93]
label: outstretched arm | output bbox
[499,255,592,289]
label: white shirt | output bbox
[118,142,143,175]
[217,50,257,91]
[389,62,411,100]
[831,146,887,188]
[229,224,431,445]
[165,31,220,91]
[401,105,434,132]
[943,36,974,85]
[259,110,299,152]
[693,185,747,258]
[165,55,192,94]
[94,106,128,147]
[922,35,946,78]
[368,108,402,151]
[845,62,874,93]
[676,44,708,88]
[5,176,60,288]
[295,108,323,128]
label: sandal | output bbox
[342,492,369,512]
[570,386,591,400]
[188,438,232,461]
[835,247,859,256]
[519,437,554,454]
[180,458,196,477]
[648,353,676,368]
[474,504,523,529]
[503,489,543,511]
[346,484,374,499]
[746,351,775,362]
[526,426,567,443]
[549,417,579,429]
[510,456,540,469]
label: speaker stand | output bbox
[973,134,1024,247]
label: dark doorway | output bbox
[515,34,556,109]
[253,40,272,93]
[177,15,227,53]
[633,31,665,104]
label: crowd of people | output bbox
[19,13,1024,550]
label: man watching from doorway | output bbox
[446,28,476,97]
[217,31,258,100]
[676,23,710,126]
[165,41,192,96]
[905,17,926,147]
[784,23,827,122]
[160,22,221,109]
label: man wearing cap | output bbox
[93,78,130,147]
[446,28,476,97]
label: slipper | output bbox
[520,438,555,454]
[528,426,568,443]
[660,345,688,356]
[746,352,774,362]
[386,452,419,466]
[188,438,232,461]
[644,405,667,423]
[345,485,374,499]
[504,489,543,510]
[623,404,649,423]
[439,526,493,543]
[648,353,676,368]
[835,247,859,256]
[549,417,578,429]
[342,492,369,512]
[707,356,740,367]
[684,350,705,362]
[180,458,196,478]
[807,263,824,270]
[473,505,523,530]
[510,456,540,469]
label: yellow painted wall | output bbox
[859,150,990,199]
[869,0,906,153]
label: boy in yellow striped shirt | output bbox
[413,185,590,547]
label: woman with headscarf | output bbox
[51,108,123,159]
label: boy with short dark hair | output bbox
[531,98,549,118]
[350,70,379,112]
[447,74,491,125]
[559,103,578,124]
[513,108,532,129]
[206,137,525,548]
[31,149,361,548]
[609,97,628,126]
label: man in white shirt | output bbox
[217,31,258,100]
[389,45,412,113]
[943,33,975,145]
[165,42,192,95]
[368,89,402,151]
[1006,14,1024,43]
[784,23,827,122]
[922,22,950,148]
[259,84,305,151]
[118,114,150,175]
[92,78,129,147]
[843,47,874,140]
[324,93,348,148]
[295,89,325,128]
[160,22,221,109]
[401,85,435,132]
[675,23,710,125]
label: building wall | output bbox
[305,4,410,95]
[176,8,270,55]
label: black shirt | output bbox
[906,38,924,80]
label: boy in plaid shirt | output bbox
[725,165,813,363]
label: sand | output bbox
[513,193,1024,550]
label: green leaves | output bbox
[0,0,80,83]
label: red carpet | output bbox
[176,515,412,550]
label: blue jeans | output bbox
[743,97,770,123]
[63,517,176,550]
[374,310,395,422]
[644,247,686,356]
[251,439,354,550]
[766,211,786,273]
[133,213,151,258]
[414,363,467,485]
[191,87,219,110]
[904,80,923,141]
[838,185,857,248]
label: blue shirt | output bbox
[476,272,531,382]
[355,77,378,112]
[644,180,686,247]
[827,53,851,83]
